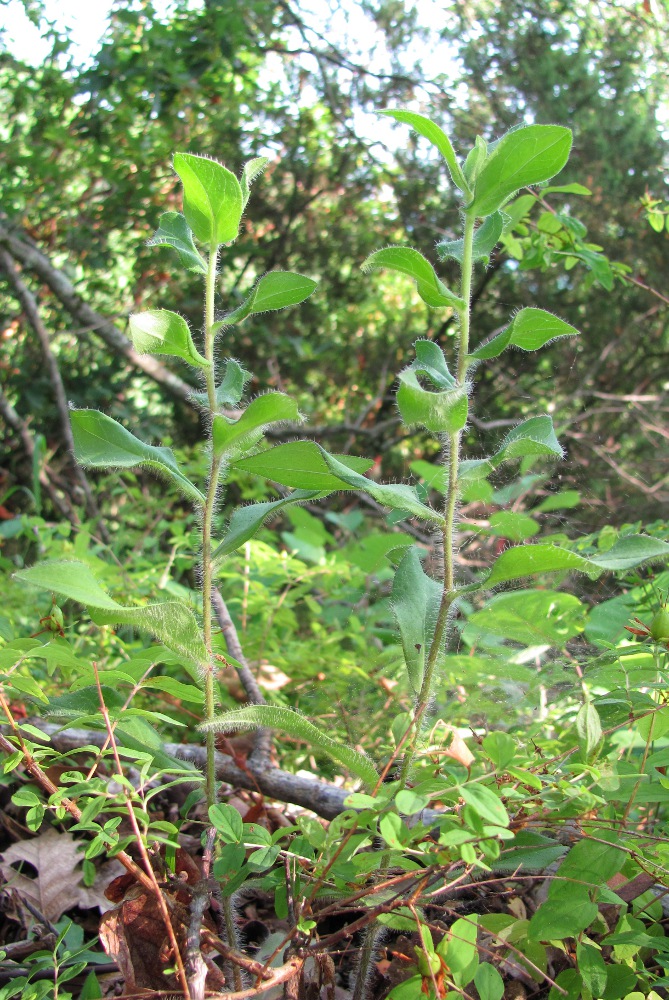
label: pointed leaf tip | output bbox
[173,152,243,246]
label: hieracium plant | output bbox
[15,112,669,997]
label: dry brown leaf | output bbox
[0,828,110,922]
[441,726,475,769]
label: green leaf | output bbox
[554,838,625,888]
[395,789,430,814]
[460,416,562,484]
[397,349,468,433]
[202,706,378,787]
[494,415,563,464]
[79,971,103,1000]
[233,441,373,491]
[392,547,443,694]
[247,844,280,871]
[459,784,509,827]
[470,125,572,217]
[397,371,467,433]
[212,393,300,459]
[70,410,204,504]
[146,211,206,273]
[482,732,516,770]
[437,212,504,264]
[190,358,251,411]
[468,308,579,361]
[317,446,445,524]
[637,706,669,741]
[528,884,598,941]
[484,534,669,588]
[485,544,595,587]
[142,676,203,705]
[173,152,243,246]
[411,338,457,388]
[240,156,269,208]
[209,803,243,843]
[218,271,317,327]
[536,490,581,512]
[543,182,591,195]
[128,310,210,368]
[217,358,251,407]
[15,560,209,670]
[361,246,464,309]
[487,511,539,541]
[443,916,479,981]
[381,109,470,195]
[379,812,406,849]
[463,135,489,185]
[15,560,121,610]
[213,489,327,561]
[464,589,585,646]
[475,963,504,1000]
[387,975,423,1000]
[576,701,602,753]
[588,534,669,572]
[577,942,607,998]
[549,970,582,1000]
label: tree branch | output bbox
[0,246,107,537]
[0,219,197,408]
[0,385,78,524]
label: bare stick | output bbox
[211,586,273,762]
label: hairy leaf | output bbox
[203,706,378,787]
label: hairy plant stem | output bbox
[353,212,477,1000]
[202,245,221,809]
[398,210,476,786]
[201,248,243,992]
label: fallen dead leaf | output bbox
[0,827,120,922]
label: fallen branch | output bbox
[211,586,273,763]
[7,720,354,820]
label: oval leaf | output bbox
[128,309,210,368]
[15,560,209,670]
[146,211,206,273]
[233,441,373,491]
[468,308,578,362]
[459,784,509,827]
[437,212,504,264]
[70,409,204,504]
[381,109,470,195]
[15,560,121,611]
[492,415,563,465]
[202,705,378,787]
[470,125,572,217]
[173,152,243,246]
[212,392,300,459]
[392,547,443,694]
[220,272,317,326]
[213,489,327,561]
[240,156,269,208]
[361,246,463,309]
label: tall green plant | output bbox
[16,118,669,795]
[11,113,669,1000]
